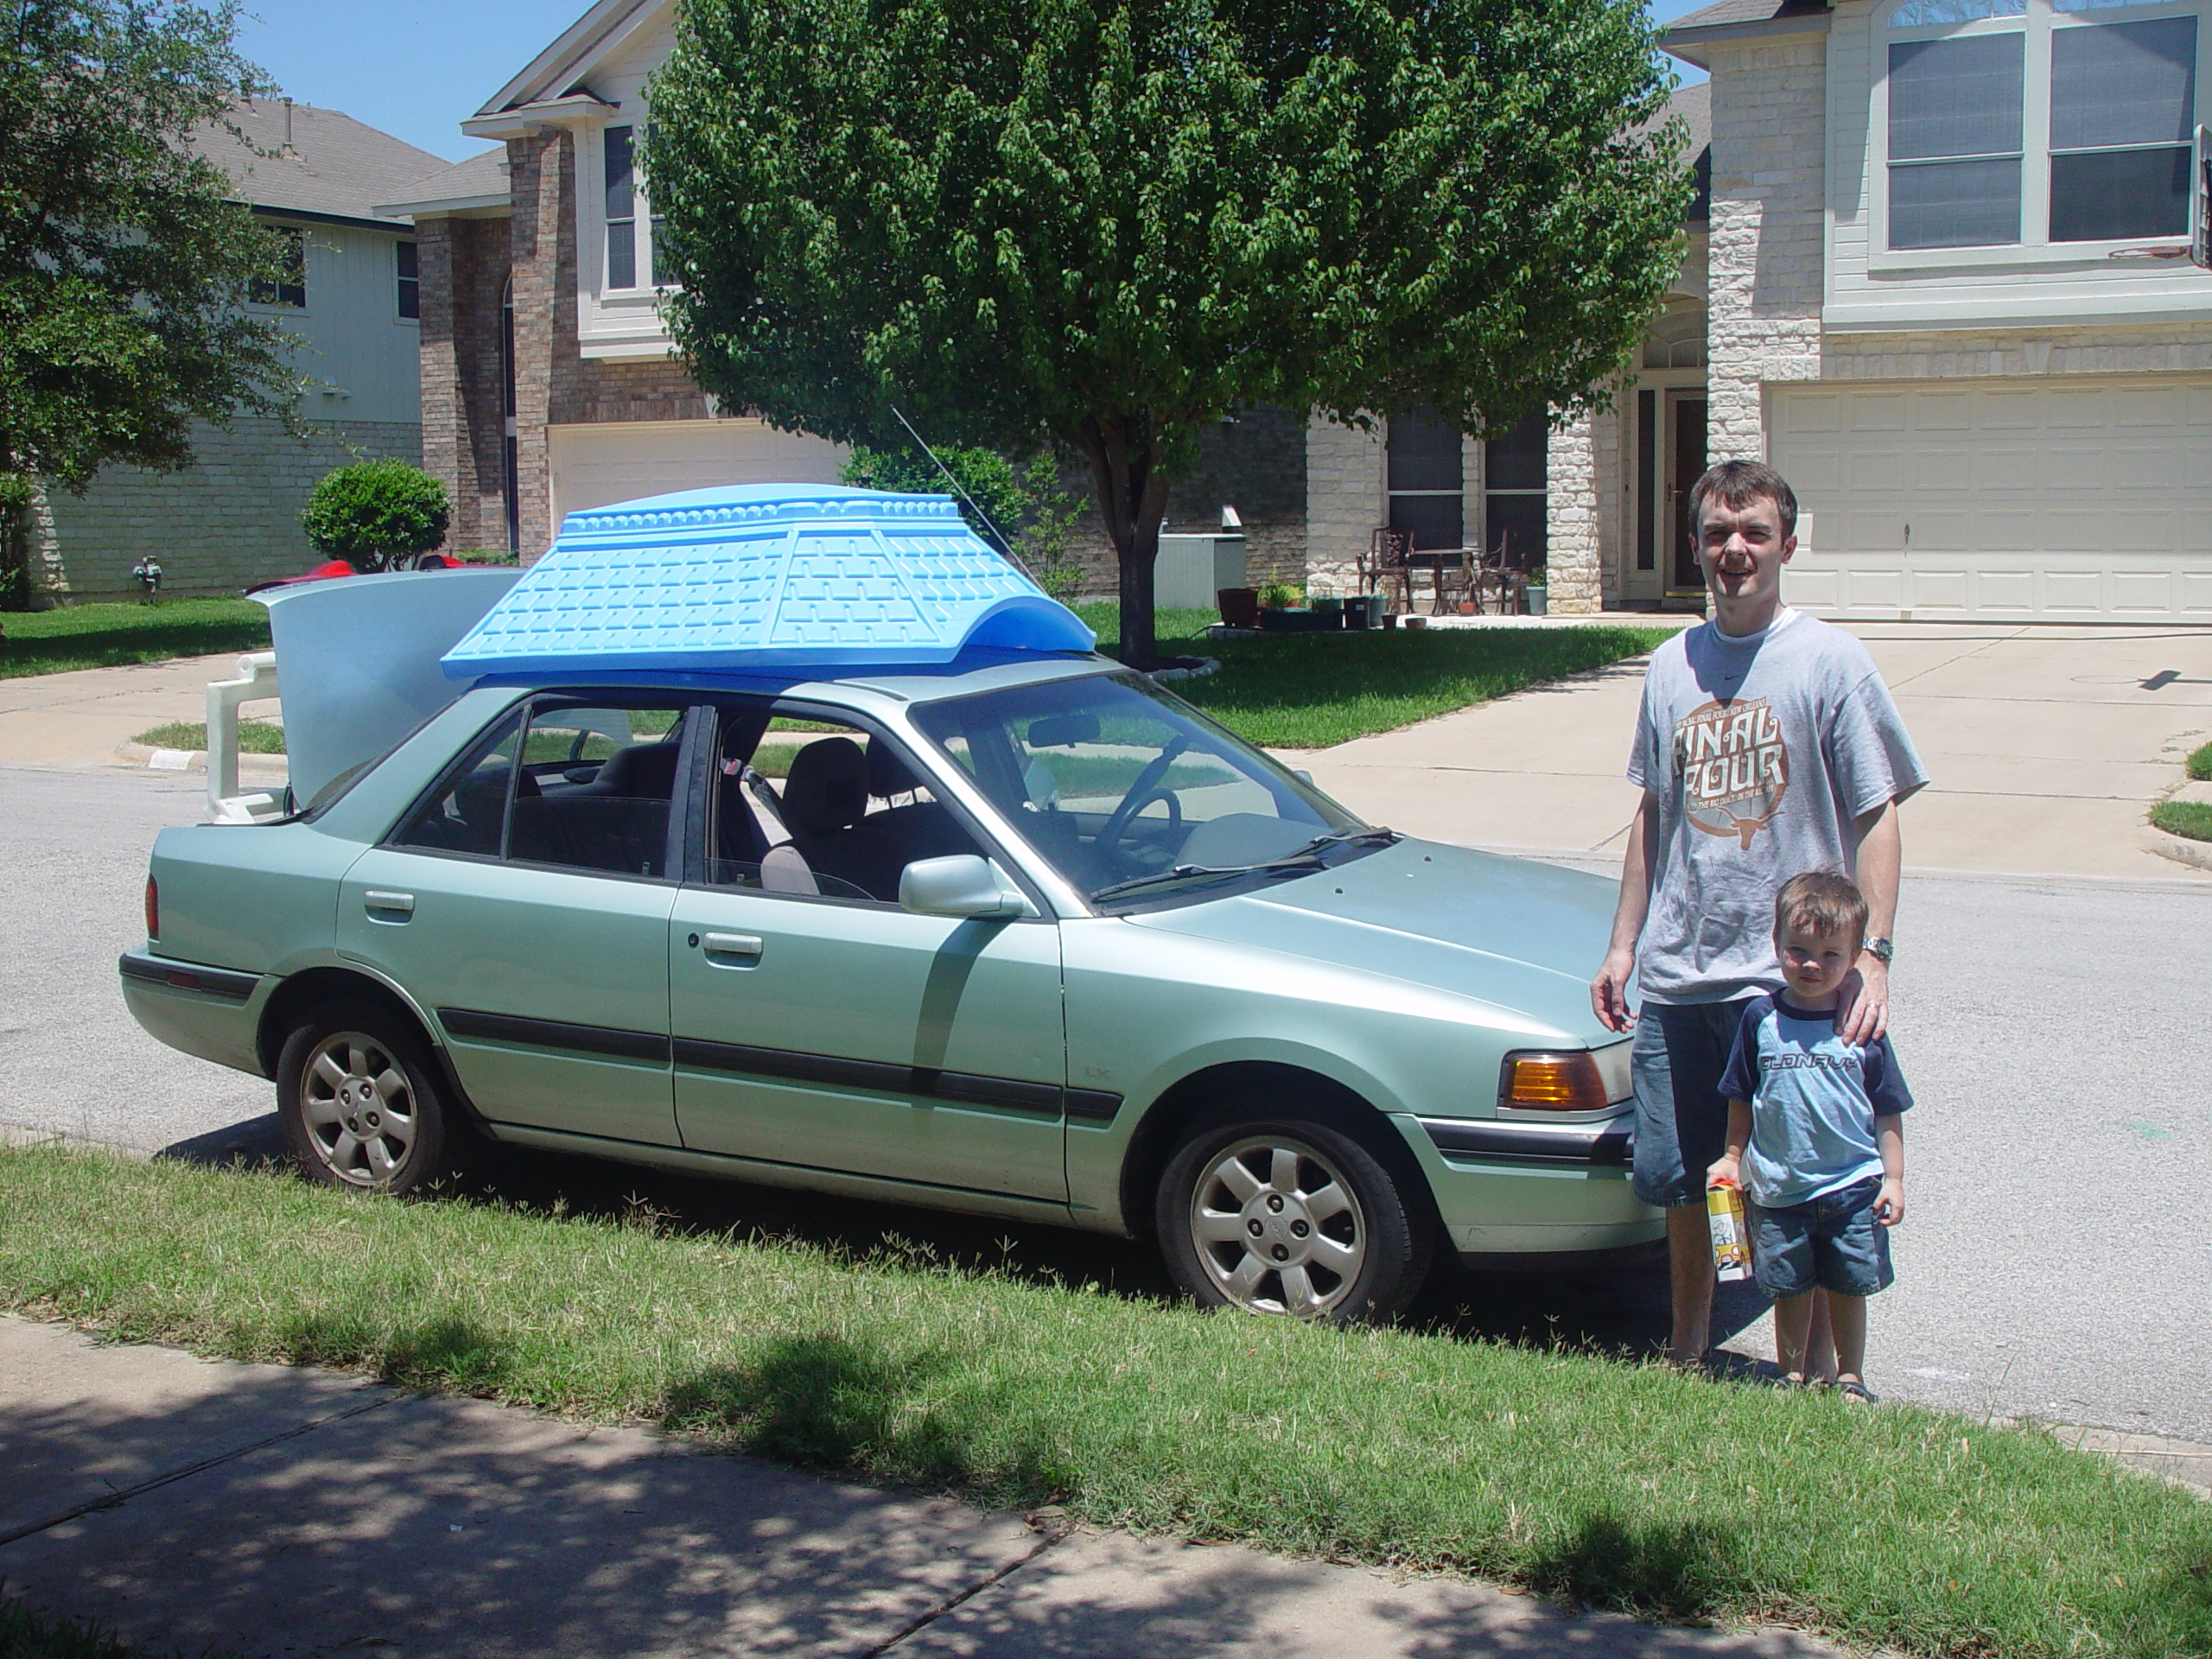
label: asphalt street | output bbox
[3,763,2208,1443]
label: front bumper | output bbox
[1391,1110,1662,1260]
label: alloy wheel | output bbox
[1187,1135,1368,1318]
[298,1030,420,1186]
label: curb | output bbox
[2140,825,2212,873]
[114,741,288,780]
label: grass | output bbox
[0,601,270,680]
[2,1147,2205,1659]
[2151,798,2212,842]
[1076,604,1677,749]
[0,1587,217,1659]
[2187,741,2212,784]
[130,721,285,755]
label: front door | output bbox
[1669,393,1710,598]
[667,706,1068,1203]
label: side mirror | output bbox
[899,855,1036,919]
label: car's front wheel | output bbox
[1157,1106,1430,1324]
[276,1001,475,1194]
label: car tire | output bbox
[1156,1103,1432,1325]
[276,1001,478,1195]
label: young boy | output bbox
[1707,872,1910,1401]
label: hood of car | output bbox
[1122,837,1618,1040]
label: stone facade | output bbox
[1544,416,1607,614]
[1819,322,2212,381]
[35,417,422,602]
[1706,35,1828,464]
[1302,416,1384,595]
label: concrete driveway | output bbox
[1299,621,2212,884]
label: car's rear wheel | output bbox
[1156,1106,1430,1324]
[276,1001,475,1194]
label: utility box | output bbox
[1155,532,1249,609]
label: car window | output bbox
[390,709,524,857]
[703,709,982,905]
[507,702,690,878]
[910,672,1370,908]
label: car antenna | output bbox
[888,404,1041,584]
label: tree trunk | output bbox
[0,463,33,613]
[1082,415,1174,668]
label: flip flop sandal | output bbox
[1837,1380,1880,1405]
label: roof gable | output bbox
[475,0,671,120]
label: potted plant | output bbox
[1522,564,1549,616]
[1257,581,1325,631]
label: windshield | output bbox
[909,671,1385,910]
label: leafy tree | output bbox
[0,0,304,607]
[302,461,452,572]
[839,443,1086,601]
[647,0,1689,664]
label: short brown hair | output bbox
[1688,459,1798,540]
[1774,871,1867,948]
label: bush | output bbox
[841,445,1086,602]
[301,461,451,572]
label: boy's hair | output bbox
[1688,459,1799,540]
[1774,871,1868,948]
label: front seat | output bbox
[779,736,874,894]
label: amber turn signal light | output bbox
[1502,1052,1610,1113]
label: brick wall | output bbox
[35,418,422,602]
[1707,35,1828,463]
[418,215,514,554]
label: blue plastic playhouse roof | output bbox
[441,483,1094,679]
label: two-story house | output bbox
[1623,0,2211,622]
[35,99,442,601]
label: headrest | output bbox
[590,739,683,799]
[868,740,924,801]
[782,737,869,835]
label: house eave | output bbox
[1662,13,1831,70]
[475,0,661,122]
[375,192,513,220]
[248,202,415,233]
[461,93,620,141]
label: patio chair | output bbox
[1363,529,1416,615]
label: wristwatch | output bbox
[1862,936,1895,964]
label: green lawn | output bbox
[0,601,270,680]
[131,721,286,755]
[1077,605,1678,749]
[2152,798,2212,842]
[3,1147,2204,1659]
[2187,741,2212,784]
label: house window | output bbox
[250,226,307,308]
[1385,409,1464,550]
[396,239,419,320]
[605,124,639,289]
[1885,0,2200,250]
[1484,415,1548,570]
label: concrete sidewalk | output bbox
[0,652,274,772]
[1298,621,2212,884]
[0,1316,1847,1659]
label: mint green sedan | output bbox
[124,655,1656,1323]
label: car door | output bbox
[336,696,696,1147]
[666,702,1068,1202]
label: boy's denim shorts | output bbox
[1630,1001,1754,1208]
[1749,1176,1895,1300]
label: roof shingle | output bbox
[190,99,456,226]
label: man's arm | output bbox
[1591,791,1662,1032]
[1838,798,1900,1044]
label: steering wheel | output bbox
[1096,736,1192,861]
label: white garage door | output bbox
[547,417,849,526]
[1770,377,2212,621]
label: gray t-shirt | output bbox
[1627,609,1928,1004]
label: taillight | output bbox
[145,875,159,941]
[1499,1052,1611,1113]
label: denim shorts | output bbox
[1630,1000,1753,1208]
[1749,1176,1895,1300]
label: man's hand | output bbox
[1591,946,1637,1033]
[1706,1153,1741,1192]
[1872,1176,1904,1227]
[1837,953,1890,1044]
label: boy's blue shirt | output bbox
[1718,992,1914,1207]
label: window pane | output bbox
[1388,493,1463,550]
[1484,493,1548,569]
[1890,156,2022,246]
[394,714,522,856]
[1484,413,1549,492]
[250,226,308,308]
[396,239,419,320]
[2050,19,2196,149]
[510,705,685,878]
[1891,0,2023,25]
[2050,145,2191,239]
[1889,35,2024,160]
[1386,408,1463,493]
[604,126,635,220]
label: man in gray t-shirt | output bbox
[1590,460,1926,1371]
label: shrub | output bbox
[841,445,1086,602]
[1258,582,1305,611]
[301,461,452,572]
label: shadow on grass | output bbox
[1523,1513,1751,1624]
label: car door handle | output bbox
[701,931,763,966]
[363,891,414,920]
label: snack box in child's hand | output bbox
[1707,1179,1751,1281]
